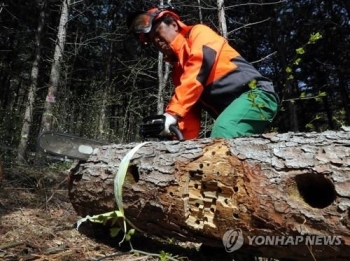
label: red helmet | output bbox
[127,7,180,44]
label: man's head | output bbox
[127,7,182,56]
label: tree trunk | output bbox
[69,130,350,261]
[17,0,46,162]
[338,73,350,125]
[157,52,170,114]
[40,0,70,133]
[197,0,203,23]
[0,160,3,185]
[217,0,227,38]
[156,0,170,115]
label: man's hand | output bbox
[160,113,178,136]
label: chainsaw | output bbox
[139,114,184,141]
[38,115,184,161]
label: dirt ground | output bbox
[0,164,239,261]
[0,164,134,261]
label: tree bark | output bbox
[68,130,350,261]
[40,0,70,133]
[0,160,3,185]
[17,0,47,162]
[217,0,227,38]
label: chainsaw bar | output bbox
[38,132,107,160]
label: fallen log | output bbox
[68,130,350,260]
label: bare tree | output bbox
[39,0,71,134]
[197,0,203,23]
[17,0,47,162]
[156,0,171,114]
[0,2,5,15]
[97,1,117,140]
[217,0,227,38]
[157,53,170,114]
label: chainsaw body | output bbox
[140,114,184,141]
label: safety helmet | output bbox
[127,6,180,44]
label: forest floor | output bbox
[0,163,241,261]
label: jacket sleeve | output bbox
[165,25,226,118]
[178,102,201,139]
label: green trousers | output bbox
[210,89,278,138]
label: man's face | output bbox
[148,20,179,56]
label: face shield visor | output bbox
[127,9,180,44]
[131,12,158,34]
[129,12,159,44]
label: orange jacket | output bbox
[165,23,275,139]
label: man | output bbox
[127,6,279,140]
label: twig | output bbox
[130,248,180,261]
[227,17,270,37]
[251,51,277,64]
[42,244,69,255]
[225,0,287,8]
[306,244,317,261]
[0,241,25,250]
[94,251,127,261]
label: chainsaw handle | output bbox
[169,125,184,141]
[140,115,185,141]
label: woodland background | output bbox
[0,0,350,164]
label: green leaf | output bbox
[114,142,149,216]
[128,228,135,236]
[248,92,257,100]
[294,58,302,65]
[113,142,149,245]
[318,91,327,97]
[112,210,124,218]
[110,227,122,237]
[300,92,306,98]
[125,228,135,241]
[248,79,257,89]
[296,47,305,55]
[159,250,172,261]
[308,32,322,44]
[94,215,108,225]
[260,114,266,120]
[305,123,314,130]
[285,67,292,73]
